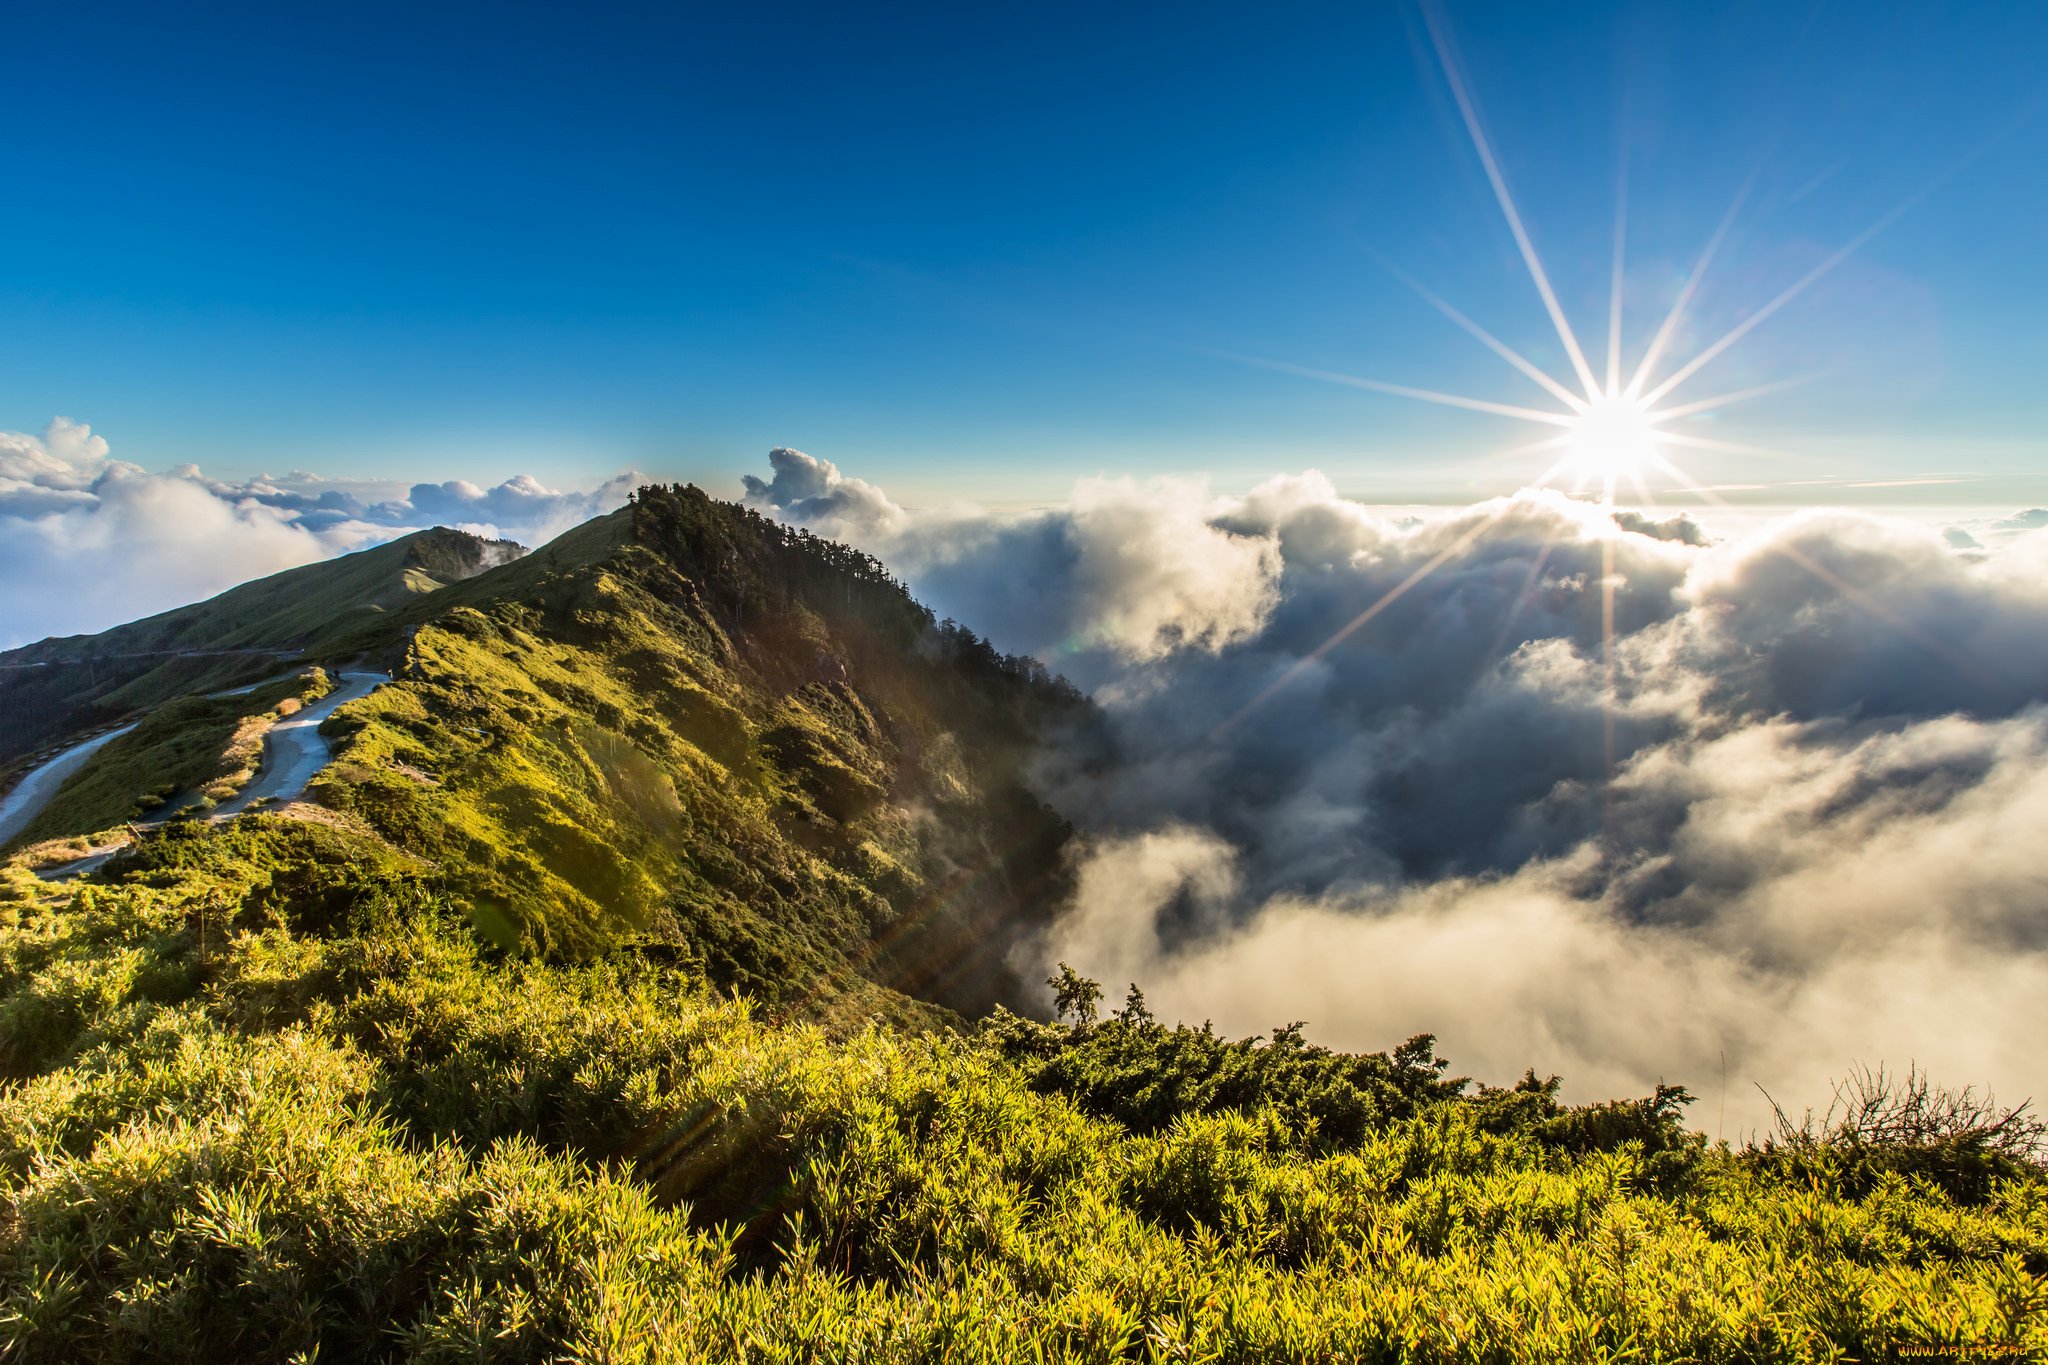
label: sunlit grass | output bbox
[1,820,2042,1361]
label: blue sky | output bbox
[5,0,2045,504]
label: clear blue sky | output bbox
[5,0,2045,504]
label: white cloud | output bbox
[744,450,1282,669]
[741,446,906,537]
[0,418,643,647]
[746,447,2048,1125]
[1043,709,2048,1134]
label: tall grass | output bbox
[1,821,2044,1361]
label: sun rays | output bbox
[1228,5,1950,514]
[1199,1,1989,827]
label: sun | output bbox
[1565,393,1660,490]
[1221,3,1895,519]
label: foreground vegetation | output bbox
[3,820,2043,1362]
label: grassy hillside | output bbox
[7,670,333,845]
[306,488,1080,1020]
[0,528,521,768]
[4,488,1081,1021]
[0,820,2041,1362]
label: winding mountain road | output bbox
[210,670,390,815]
[2,670,391,862]
[0,725,142,845]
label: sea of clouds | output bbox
[8,416,2045,1129]
[0,418,642,647]
[745,446,2048,1133]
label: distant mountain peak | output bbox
[401,526,528,581]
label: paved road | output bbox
[205,669,305,700]
[8,669,391,871]
[38,842,129,881]
[0,725,141,845]
[210,671,390,816]
[2,654,314,848]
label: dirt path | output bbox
[0,725,142,845]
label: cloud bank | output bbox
[745,448,2048,1131]
[0,418,641,647]
[8,419,2039,1128]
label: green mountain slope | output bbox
[5,486,1081,1021]
[0,527,524,768]
[308,487,1080,1020]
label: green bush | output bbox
[2,823,2044,1362]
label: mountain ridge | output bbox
[3,485,1085,1022]
[0,526,527,769]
